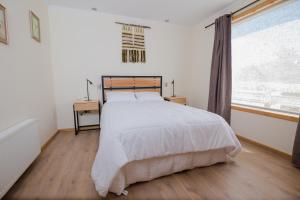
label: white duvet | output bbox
[92,101,241,197]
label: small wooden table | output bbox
[73,100,101,135]
[164,96,187,105]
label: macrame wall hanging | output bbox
[122,25,146,63]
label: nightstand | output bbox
[164,96,187,105]
[73,100,101,135]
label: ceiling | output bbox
[44,0,237,25]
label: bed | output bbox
[92,76,241,197]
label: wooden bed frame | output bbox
[101,76,163,103]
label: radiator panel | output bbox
[0,119,41,198]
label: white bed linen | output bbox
[106,92,137,102]
[110,148,229,195]
[92,101,241,197]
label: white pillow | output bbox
[135,92,163,101]
[106,92,137,102]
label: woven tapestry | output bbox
[122,25,146,63]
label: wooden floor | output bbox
[4,130,300,200]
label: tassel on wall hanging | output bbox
[121,25,146,63]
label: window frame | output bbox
[231,0,286,24]
[231,104,299,122]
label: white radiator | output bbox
[0,119,41,198]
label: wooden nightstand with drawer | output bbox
[164,96,187,105]
[73,100,101,135]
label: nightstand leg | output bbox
[98,102,101,128]
[76,111,79,135]
[73,105,77,135]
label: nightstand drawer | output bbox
[172,98,186,105]
[164,96,187,105]
[74,101,99,111]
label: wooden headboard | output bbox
[101,76,163,103]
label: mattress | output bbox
[92,101,241,197]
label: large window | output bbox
[232,0,300,114]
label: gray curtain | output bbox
[292,117,300,168]
[208,14,232,124]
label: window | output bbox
[232,0,300,114]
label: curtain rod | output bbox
[204,0,261,29]
[115,22,151,29]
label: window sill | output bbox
[231,104,299,122]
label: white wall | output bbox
[187,0,298,155]
[0,0,57,145]
[48,6,191,129]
